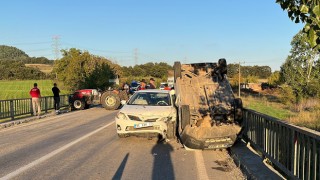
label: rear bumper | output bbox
[180,125,241,150]
[181,133,237,149]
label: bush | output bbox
[279,85,296,105]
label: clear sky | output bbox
[0,0,303,71]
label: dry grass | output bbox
[286,99,320,131]
[287,110,320,131]
[25,64,53,73]
[242,93,320,131]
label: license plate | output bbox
[134,122,153,129]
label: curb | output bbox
[229,140,285,180]
[0,109,70,130]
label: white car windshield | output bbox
[128,92,171,106]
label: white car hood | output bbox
[120,105,174,117]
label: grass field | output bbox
[0,80,69,100]
[242,95,294,120]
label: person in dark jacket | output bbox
[147,78,156,89]
[52,83,60,113]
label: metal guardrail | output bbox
[242,108,320,180]
[0,95,70,120]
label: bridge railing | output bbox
[242,108,320,180]
[0,95,70,121]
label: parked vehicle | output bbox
[115,89,177,139]
[69,88,129,110]
[174,59,243,149]
[159,82,167,90]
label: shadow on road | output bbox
[151,139,175,180]
[112,153,129,180]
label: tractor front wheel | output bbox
[72,99,85,110]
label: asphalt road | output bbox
[0,107,244,180]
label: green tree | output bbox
[53,48,117,91]
[121,62,173,79]
[280,31,320,102]
[276,0,320,49]
[268,71,281,86]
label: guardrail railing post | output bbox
[44,97,48,113]
[10,100,14,120]
[30,99,33,116]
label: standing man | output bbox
[29,83,41,118]
[139,79,147,90]
[147,78,156,89]
[52,83,60,113]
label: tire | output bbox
[101,91,121,110]
[234,98,243,123]
[166,121,176,139]
[181,105,190,130]
[73,99,85,110]
[174,61,181,82]
[118,133,127,138]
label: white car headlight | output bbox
[116,112,127,120]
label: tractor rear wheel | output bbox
[101,91,121,110]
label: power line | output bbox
[52,36,61,60]
[134,48,138,65]
[61,42,130,54]
[3,41,51,46]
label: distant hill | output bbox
[0,45,53,64]
[0,45,54,80]
[0,45,29,60]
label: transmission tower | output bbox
[52,35,60,60]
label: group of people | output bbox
[139,78,156,90]
[29,82,60,118]
[121,78,157,94]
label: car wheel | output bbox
[181,105,190,130]
[174,61,181,82]
[73,99,85,110]
[118,133,127,138]
[166,121,176,139]
[101,92,121,110]
[234,98,243,123]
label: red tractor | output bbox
[69,89,129,110]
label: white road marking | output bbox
[0,121,115,180]
[195,150,210,180]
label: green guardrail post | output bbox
[30,99,33,116]
[10,100,14,120]
[45,97,48,113]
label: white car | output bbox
[115,89,177,139]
